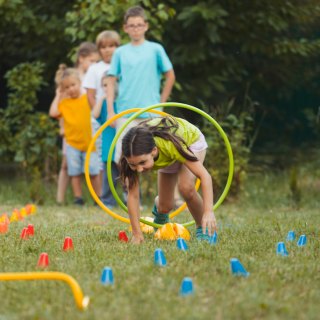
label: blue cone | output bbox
[177,238,189,251]
[286,231,295,242]
[180,277,194,296]
[154,248,167,266]
[297,235,307,246]
[209,231,217,245]
[276,242,288,257]
[101,267,114,285]
[231,258,250,277]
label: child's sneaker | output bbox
[152,204,169,232]
[74,197,84,206]
[196,226,210,242]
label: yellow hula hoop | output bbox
[84,109,200,225]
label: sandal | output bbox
[174,198,188,211]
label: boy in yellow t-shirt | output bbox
[49,67,99,206]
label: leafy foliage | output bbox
[202,93,264,197]
[3,62,59,177]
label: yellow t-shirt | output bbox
[58,94,96,152]
[145,117,200,171]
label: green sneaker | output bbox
[196,226,210,242]
[152,204,169,233]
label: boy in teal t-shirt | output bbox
[107,6,176,164]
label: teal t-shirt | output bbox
[108,40,173,118]
[96,100,116,162]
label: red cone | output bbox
[20,228,29,239]
[27,224,34,236]
[63,237,74,251]
[119,231,128,243]
[37,253,49,268]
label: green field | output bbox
[0,172,320,320]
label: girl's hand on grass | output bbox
[130,234,144,244]
[202,211,217,236]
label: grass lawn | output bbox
[0,172,320,320]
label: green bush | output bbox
[201,93,265,199]
[2,61,60,202]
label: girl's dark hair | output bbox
[74,42,98,67]
[119,116,198,189]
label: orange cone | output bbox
[0,222,6,234]
[25,204,32,215]
[13,209,24,221]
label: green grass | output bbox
[1,171,320,320]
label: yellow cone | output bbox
[129,217,154,234]
[20,208,27,217]
[10,212,19,222]
[30,205,36,214]
[154,223,190,241]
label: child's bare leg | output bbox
[98,170,103,197]
[90,174,100,196]
[56,155,70,203]
[178,150,206,228]
[155,172,178,214]
[71,175,82,198]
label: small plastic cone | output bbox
[129,217,154,233]
[13,209,24,221]
[37,253,49,268]
[173,223,191,241]
[20,208,27,217]
[30,205,36,214]
[27,224,34,236]
[10,212,19,222]
[155,223,178,240]
[25,204,32,215]
[20,228,30,239]
[119,231,128,243]
[63,237,74,251]
[0,222,5,234]
[1,214,10,224]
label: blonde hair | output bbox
[55,64,80,86]
[96,30,121,50]
[75,41,98,67]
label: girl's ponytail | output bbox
[119,154,136,189]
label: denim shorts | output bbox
[66,145,99,176]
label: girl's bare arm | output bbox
[93,95,106,119]
[49,87,62,118]
[184,159,216,236]
[127,175,144,243]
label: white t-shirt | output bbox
[82,60,110,101]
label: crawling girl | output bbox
[118,116,217,244]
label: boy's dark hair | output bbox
[119,116,198,189]
[124,6,147,23]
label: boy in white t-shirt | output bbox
[82,30,121,199]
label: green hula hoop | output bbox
[107,102,234,228]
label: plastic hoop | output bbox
[84,108,201,229]
[106,102,233,228]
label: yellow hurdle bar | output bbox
[0,272,90,310]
